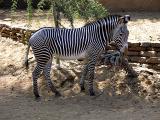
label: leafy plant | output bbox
[11,0,18,20]
[11,0,107,27]
[36,0,107,27]
[27,0,33,21]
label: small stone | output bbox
[63,90,73,97]
[71,83,81,94]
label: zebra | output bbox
[24,15,130,99]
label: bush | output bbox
[9,0,108,27]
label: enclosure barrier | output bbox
[107,42,160,70]
[0,24,160,70]
[0,24,34,44]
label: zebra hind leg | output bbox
[32,64,44,100]
[43,59,61,97]
[87,67,95,96]
[80,64,88,92]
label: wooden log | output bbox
[128,51,158,57]
[10,31,17,39]
[128,56,146,63]
[0,24,10,31]
[11,27,21,33]
[1,27,11,34]
[151,64,160,70]
[146,47,160,52]
[150,43,160,48]
[140,42,151,47]
[146,64,160,70]
[146,57,160,64]
[128,42,140,47]
[10,33,17,40]
[128,47,160,52]
[128,56,160,64]
[128,51,139,56]
[139,51,156,57]
[128,46,146,51]
[17,33,23,38]
[128,42,160,51]
[20,29,24,33]
[1,33,10,38]
[157,52,160,57]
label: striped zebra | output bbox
[25,15,130,99]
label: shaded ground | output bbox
[0,90,160,120]
[0,11,160,120]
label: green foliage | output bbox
[78,0,107,20]
[50,0,108,25]
[77,0,107,22]
[11,0,18,17]
[27,0,33,23]
[11,0,107,27]
[37,0,48,11]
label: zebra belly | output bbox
[54,51,87,60]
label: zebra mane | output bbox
[84,15,122,27]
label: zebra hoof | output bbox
[35,95,41,101]
[90,92,95,96]
[80,86,85,92]
[55,91,61,97]
[89,90,95,96]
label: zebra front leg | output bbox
[80,64,88,92]
[82,46,103,96]
[85,47,102,96]
[43,59,61,97]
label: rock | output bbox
[63,89,73,97]
[71,83,81,94]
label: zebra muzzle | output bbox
[123,46,128,57]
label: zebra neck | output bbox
[97,25,111,45]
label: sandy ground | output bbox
[0,90,160,120]
[0,11,160,120]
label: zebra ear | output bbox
[119,15,130,24]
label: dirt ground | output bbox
[0,11,160,120]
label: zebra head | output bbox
[112,15,130,55]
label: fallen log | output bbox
[128,56,160,64]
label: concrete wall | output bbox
[99,0,160,12]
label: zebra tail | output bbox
[24,43,30,69]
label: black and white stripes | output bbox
[25,14,130,99]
